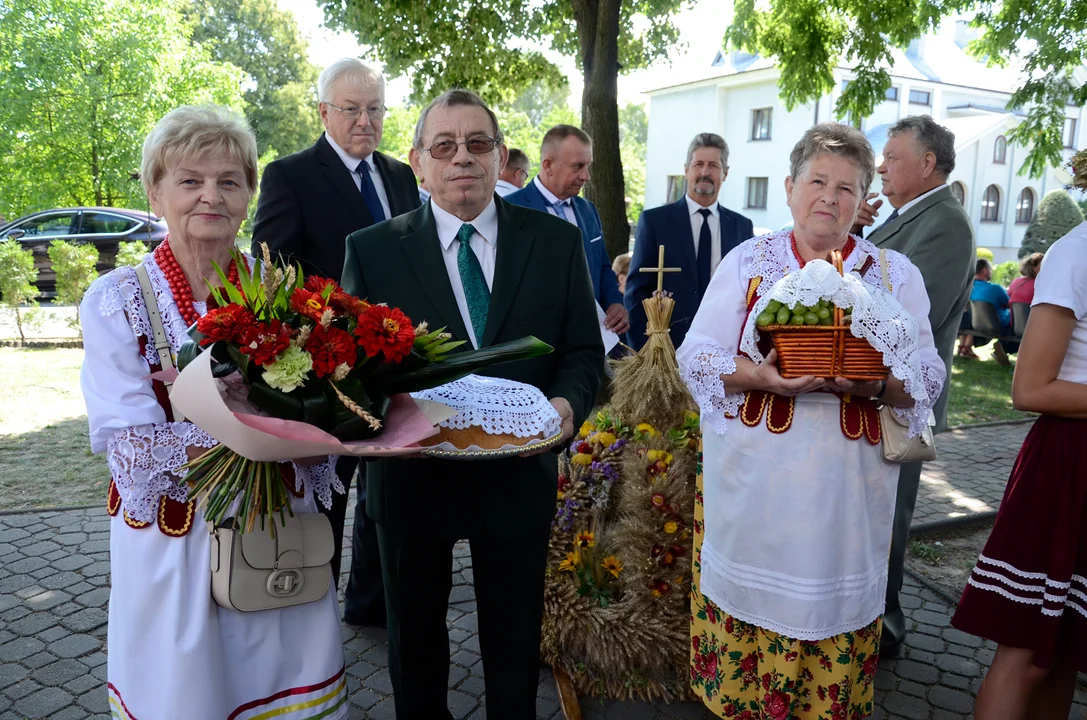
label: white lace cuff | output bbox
[893,358,945,437]
[678,339,744,436]
[299,457,343,510]
[106,422,219,524]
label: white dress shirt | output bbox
[533,176,577,225]
[324,132,392,220]
[686,195,722,275]
[894,183,948,218]
[495,179,519,197]
[432,199,499,349]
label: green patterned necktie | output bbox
[456,223,490,347]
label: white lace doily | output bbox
[739,259,933,436]
[411,374,563,439]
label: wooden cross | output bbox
[639,246,681,294]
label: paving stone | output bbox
[59,607,108,633]
[348,687,382,710]
[52,555,92,572]
[7,613,57,636]
[451,649,481,668]
[904,631,945,653]
[893,659,940,684]
[39,571,84,591]
[23,589,71,611]
[4,677,43,700]
[936,653,980,677]
[458,675,486,697]
[912,608,951,627]
[6,556,48,574]
[49,633,100,659]
[363,668,393,694]
[22,651,58,670]
[447,689,477,719]
[32,658,87,686]
[346,660,377,680]
[896,679,928,698]
[48,706,88,720]
[928,685,974,713]
[367,697,398,720]
[76,686,110,714]
[0,662,30,689]
[604,699,659,720]
[940,671,971,690]
[0,636,45,662]
[63,673,100,695]
[881,690,933,719]
[21,540,61,557]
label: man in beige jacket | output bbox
[853,115,975,656]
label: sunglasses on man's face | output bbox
[422,136,498,160]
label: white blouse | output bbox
[80,254,342,525]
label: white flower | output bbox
[261,345,312,393]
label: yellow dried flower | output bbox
[578,420,596,438]
[558,550,580,572]
[664,521,678,534]
[571,453,594,466]
[602,555,623,578]
[636,423,659,437]
[575,531,595,548]
[593,431,617,447]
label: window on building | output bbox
[885,86,899,102]
[751,108,772,141]
[993,135,1007,164]
[950,182,965,205]
[981,185,1001,222]
[745,177,768,209]
[1066,118,1078,149]
[909,89,931,106]
[1016,188,1036,224]
[665,175,685,204]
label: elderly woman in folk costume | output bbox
[678,123,945,718]
[80,105,347,720]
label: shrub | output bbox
[993,260,1019,288]
[47,240,99,332]
[1020,190,1084,258]
[976,247,994,261]
[0,239,40,342]
[115,241,149,268]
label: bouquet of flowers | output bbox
[174,245,552,533]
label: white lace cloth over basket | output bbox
[739,259,934,437]
[82,255,342,524]
[412,374,562,448]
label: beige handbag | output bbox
[210,512,335,612]
[877,250,937,463]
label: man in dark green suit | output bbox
[342,89,604,719]
[853,115,975,657]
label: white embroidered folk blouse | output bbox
[677,231,945,639]
[80,254,342,526]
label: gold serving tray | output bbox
[420,429,566,460]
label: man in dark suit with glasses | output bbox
[251,57,420,630]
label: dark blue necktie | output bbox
[877,208,899,231]
[355,159,386,224]
[696,208,712,296]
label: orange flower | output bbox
[355,305,416,363]
[601,556,623,578]
[290,287,332,321]
[575,531,595,548]
[196,303,254,345]
[304,276,341,298]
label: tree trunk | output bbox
[574,0,629,262]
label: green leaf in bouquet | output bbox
[296,381,333,429]
[177,340,204,372]
[374,336,554,394]
[326,377,390,440]
[226,343,252,383]
[248,377,304,420]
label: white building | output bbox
[643,21,1086,262]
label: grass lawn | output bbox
[946,342,1035,427]
[0,347,108,510]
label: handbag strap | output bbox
[134,263,186,423]
[879,248,892,293]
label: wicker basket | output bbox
[763,249,888,380]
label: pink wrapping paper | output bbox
[156,349,454,461]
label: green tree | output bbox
[0,0,245,219]
[0,240,40,342]
[47,240,99,330]
[619,103,648,229]
[186,0,323,158]
[115,241,150,268]
[726,2,1087,178]
[318,0,690,261]
[378,105,420,165]
[1020,190,1085,258]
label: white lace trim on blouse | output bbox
[86,256,340,522]
[677,337,742,436]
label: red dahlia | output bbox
[239,319,292,366]
[355,305,415,363]
[330,291,368,316]
[290,287,332,321]
[305,325,357,377]
[196,304,254,345]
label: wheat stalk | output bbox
[330,382,382,430]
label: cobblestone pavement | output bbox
[3,418,1083,720]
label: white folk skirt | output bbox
[105,492,348,720]
[699,392,901,641]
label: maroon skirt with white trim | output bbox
[952,415,1087,670]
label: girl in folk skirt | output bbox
[951,208,1087,714]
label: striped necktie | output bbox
[456,223,490,347]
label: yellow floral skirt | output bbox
[691,466,881,719]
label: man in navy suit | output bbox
[625,133,753,350]
[506,125,629,337]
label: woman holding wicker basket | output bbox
[678,123,945,718]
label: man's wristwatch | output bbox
[872,379,887,401]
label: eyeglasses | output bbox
[514,167,529,181]
[325,102,387,122]
[423,136,499,160]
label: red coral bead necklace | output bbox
[153,237,239,326]
[789,232,855,269]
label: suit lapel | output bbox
[673,199,698,277]
[870,186,953,247]
[316,135,375,227]
[569,197,591,241]
[717,206,741,257]
[520,180,550,213]
[482,200,534,347]
[398,204,470,343]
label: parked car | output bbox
[0,207,167,298]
